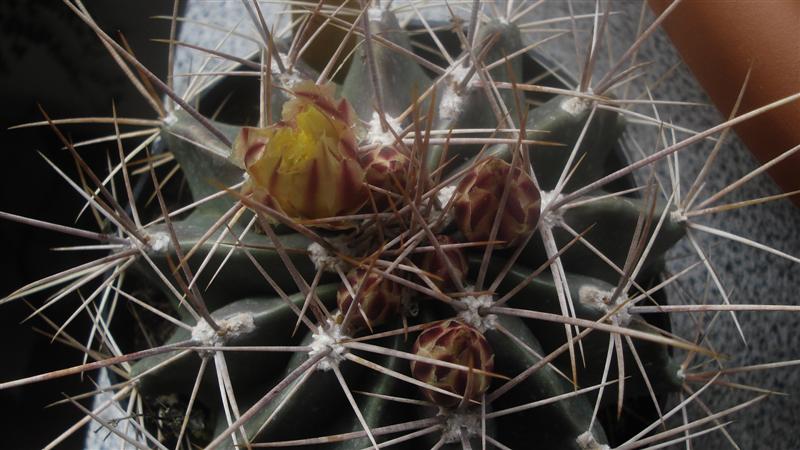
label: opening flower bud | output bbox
[232,81,367,222]
[418,235,468,291]
[337,267,403,333]
[453,157,541,247]
[410,319,495,408]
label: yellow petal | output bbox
[233,82,367,223]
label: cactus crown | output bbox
[3,2,800,450]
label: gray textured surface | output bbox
[533,3,800,449]
[88,1,800,448]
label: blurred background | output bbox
[0,2,180,448]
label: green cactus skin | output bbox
[342,8,432,121]
[487,315,608,450]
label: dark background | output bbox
[0,2,181,448]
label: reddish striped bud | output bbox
[453,157,541,247]
[359,145,410,202]
[418,235,468,291]
[410,320,494,408]
[337,268,403,333]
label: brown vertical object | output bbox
[292,0,358,82]
[648,0,800,206]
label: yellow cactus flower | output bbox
[232,82,367,223]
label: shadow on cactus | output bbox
[3,1,800,450]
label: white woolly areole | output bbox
[560,96,591,116]
[308,242,343,273]
[430,185,456,226]
[366,112,401,146]
[576,431,610,450]
[439,64,474,123]
[149,231,171,253]
[439,89,464,124]
[579,285,632,326]
[450,64,476,89]
[440,410,481,444]
[436,185,456,208]
[273,53,303,87]
[458,289,498,332]
[670,207,687,224]
[309,319,349,371]
[163,113,178,126]
[308,236,349,273]
[279,71,305,88]
[539,190,563,226]
[191,312,256,347]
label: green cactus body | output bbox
[119,6,691,448]
[121,7,690,448]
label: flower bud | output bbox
[232,81,367,223]
[359,145,410,202]
[453,157,540,246]
[410,319,494,408]
[418,235,468,291]
[337,267,403,333]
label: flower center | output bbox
[271,106,334,173]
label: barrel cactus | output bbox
[3,1,800,449]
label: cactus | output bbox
[3,1,800,449]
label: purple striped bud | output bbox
[453,157,541,247]
[418,235,468,291]
[359,145,410,200]
[337,268,403,333]
[410,320,494,408]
